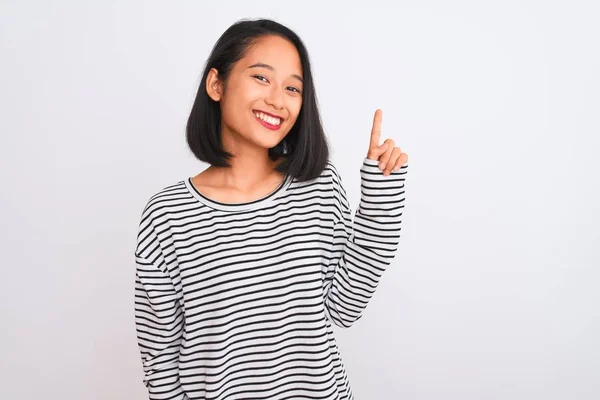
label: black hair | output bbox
[185,18,330,182]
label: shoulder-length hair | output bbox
[186,18,330,182]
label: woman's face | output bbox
[208,35,304,152]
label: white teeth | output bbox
[254,112,282,126]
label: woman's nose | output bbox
[265,86,284,110]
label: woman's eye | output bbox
[254,75,268,83]
[287,87,301,93]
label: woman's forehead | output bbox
[239,36,302,74]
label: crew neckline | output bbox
[184,173,293,212]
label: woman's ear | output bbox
[206,68,223,101]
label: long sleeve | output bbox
[323,157,408,328]
[135,239,187,399]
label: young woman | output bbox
[134,18,409,400]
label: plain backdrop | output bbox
[1,1,598,399]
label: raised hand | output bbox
[366,109,409,176]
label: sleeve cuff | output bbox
[360,157,408,179]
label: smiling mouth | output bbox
[254,111,283,127]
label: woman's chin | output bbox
[248,135,285,151]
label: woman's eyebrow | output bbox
[248,63,303,83]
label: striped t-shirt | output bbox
[134,157,408,400]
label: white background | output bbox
[1,1,598,399]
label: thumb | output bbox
[367,142,388,160]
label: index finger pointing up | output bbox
[370,109,382,149]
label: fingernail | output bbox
[378,163,384,170]
[393,166,400,171]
